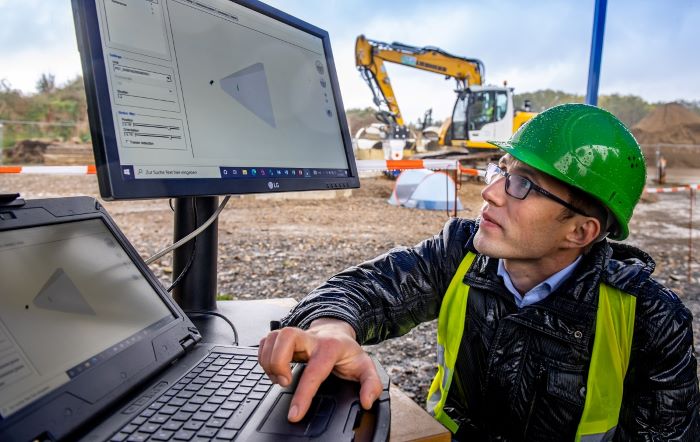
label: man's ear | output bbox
[565,217,601,249]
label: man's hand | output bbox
[257,318,383,422]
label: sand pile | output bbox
[3,140,94,165]
[632,103,700,144]
[3,140,51,164]
[632,103,700,168]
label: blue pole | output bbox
[586,0,607,106]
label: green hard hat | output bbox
[489,103,646,240]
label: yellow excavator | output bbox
[355,34,536,160]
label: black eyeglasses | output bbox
[484,163,590,217]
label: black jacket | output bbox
[282,218,700,440]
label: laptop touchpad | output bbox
[259,392,335,437]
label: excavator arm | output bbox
[355,35,485,128]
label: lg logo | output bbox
[267,181,280,190]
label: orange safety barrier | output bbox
[0,166,23,174]
[458,165,482,176]
[385,159,425,170]
[0,165,96,174]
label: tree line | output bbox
[513,91,700,129]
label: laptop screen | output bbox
[0,219,174,418]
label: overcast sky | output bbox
[1,0,698,123]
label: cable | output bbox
[166,199,198,292]
[166,236,196,291]
[184,310,239,346]
[146,195,231,265]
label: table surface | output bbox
[192,298,450,442]
[389,384,450,442]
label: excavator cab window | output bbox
[468,91,495,131]
[451,93,469,140]
[495,91,508,120]
[466,90,509,132]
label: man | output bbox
[258,104,700,440]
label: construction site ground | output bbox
[1,170,698,402]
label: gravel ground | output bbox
[1,172,698,403]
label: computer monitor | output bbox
[72,0,359,200]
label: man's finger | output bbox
[288,351,336,422]
[258,336,266,363]
[258,331,280,383]
[268,328,304,387]
[358,357,383,410]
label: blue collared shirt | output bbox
[497,256,583,308]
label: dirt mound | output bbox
[632,103,700,145]
[3,140,51,164]
[3,140,95,165]
[632,103,700,168]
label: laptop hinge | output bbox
[179,335,197,352]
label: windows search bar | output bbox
[133,166,221,179]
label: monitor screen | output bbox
[73,0,359,199]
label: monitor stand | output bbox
[171,196,296,346]
[172,196,218,312]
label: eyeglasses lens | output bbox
[506,175,531,199]
[485,164,532,200]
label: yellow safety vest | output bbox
[426,252,636,441]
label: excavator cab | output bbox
[448,86,530,150]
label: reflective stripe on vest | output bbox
[426,252,636,440]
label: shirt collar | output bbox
[497,255,583,308]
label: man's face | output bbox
[473,155,576,260]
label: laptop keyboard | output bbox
[110,352,273,441]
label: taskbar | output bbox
[119,165,349,180]
[219,166,349,179]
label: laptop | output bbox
[0,195,390,441]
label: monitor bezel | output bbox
[73,0,359,200]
